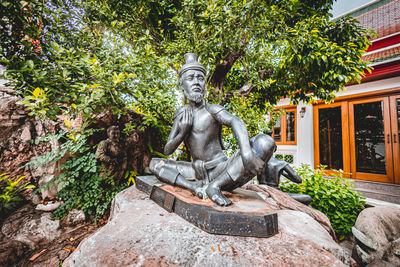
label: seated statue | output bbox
[149,53,277,206]
[96,126,127,185]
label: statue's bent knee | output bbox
[250,134,276,162]
[149,158,180,185]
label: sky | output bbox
[331,0,377,18]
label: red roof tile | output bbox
[361,45,400,62]
[354,0,400,40]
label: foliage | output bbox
[0,173,35,217]
[85,0,373,130]
[1,0,373,219]
[1,0,176,141]
[1,0,373,143]
[280,164,366,239]
[52,150,127,220]
[27,128,127,220]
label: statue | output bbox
[257,156,312,205]
[257,156,301,189]
[149,53,277,206]
[96,126,127,184]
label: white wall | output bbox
[274,101,314,167]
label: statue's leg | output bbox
[149,158,203,194]
[206,134,276,206]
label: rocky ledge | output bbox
[63,185,347,266]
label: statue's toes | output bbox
[223,197,232,206]
[211,194,232,206]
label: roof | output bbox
[353,0,400,41]
[362,44,400,63]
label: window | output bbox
[272,107,297,145]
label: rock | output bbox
[0,90,63,200]
[60,209,86,227]
[243,183,337,240]
[31,194,42,205]
[278,210,348,264]
[36,201,63,212]
[0,239,28,266]
[1,205,62,251]
[63,186,345,267]
[352,206,400,266]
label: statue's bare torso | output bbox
[181,105,225,163]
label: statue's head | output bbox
[107,126,120,142]
[179,53,206,104]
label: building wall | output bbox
[275,76,400,167]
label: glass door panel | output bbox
[318,107,343,170]
[286,111,296,142]
[273,116,282,142]
[390,95,400,184]
[349,97,393,183]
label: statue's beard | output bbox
[185,92,204,104]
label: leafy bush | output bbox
[280,164,365,239]
[52,153,127,220]
[29,129,128,221]
[0,173,35,217]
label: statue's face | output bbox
[109,129,120,142]
[180,69,205,104]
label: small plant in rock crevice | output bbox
[0,173,35,219]
[280,164,365,239]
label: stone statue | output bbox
[257,156,312,205]
[149,53,276,206]
[257,157,302,189]
[96,126,127,184]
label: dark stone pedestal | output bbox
[136,175,278,238]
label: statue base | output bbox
[136,175,278,238]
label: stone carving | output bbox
[96,126,127,184]
[149,53,277,206]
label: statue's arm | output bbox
[164,107,192,155]
[96,141,111,163]
[214,108,264,176]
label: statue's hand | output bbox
[179,109,193,135]
[242,152,265,177]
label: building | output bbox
[274,0,400,203]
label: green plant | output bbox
[50,146,127,220]
[0,173,35,217]
[28,129,127,220]
[280,164,365,239]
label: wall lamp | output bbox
[299,107,306,118]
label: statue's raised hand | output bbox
[179,109,193,135]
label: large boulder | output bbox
[1,205,62,251]
[352,206,400,266]
[0,204,62,266]
[63,186,346,266]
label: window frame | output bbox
[272,106,297,145]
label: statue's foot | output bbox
[191,181,204,198]
[206,185,232,206]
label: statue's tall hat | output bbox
[179,53,206,77]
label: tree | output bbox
[0,0,372,218]
[84,0,372,135]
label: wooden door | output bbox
[389,94,400,184]
[349,97,394,183]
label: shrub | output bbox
[28,129,128,221]
[280,164,366,239]
[0,173,35,218]
[51,149,128,221]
